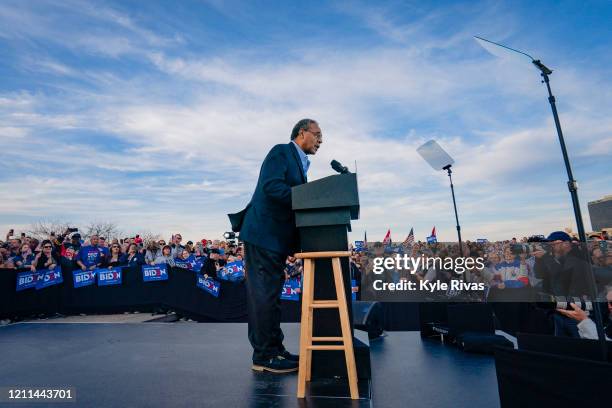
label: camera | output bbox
[537,293,594,311]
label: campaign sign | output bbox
[351,279,358,300]
[16,270,40,291]
[73,270,96,288]
[174,258,202,271]
[427,235,437,244]
[36,267,63,290]
[354,240,365,251]
[196,275,220,297]
[97,267,122,286]
[142,264,168,282]
[218,261,245,282]
[280,277,300,301]
[476,238,489,244]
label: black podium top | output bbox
[291,173,359,228]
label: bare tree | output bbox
[28,219,76,240]
[137,231,162,245]
[83,221,123,240]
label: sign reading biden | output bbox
[73,270,96,288]
[196,275,220,297]
[280,278,300,301]
[97,267,122,286]
[218,261,245,282]
[36,267,63,290]
[174,257,203,272]
[142,264,168,282]
[16,271,40,291]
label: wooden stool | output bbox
[294,251,358,400]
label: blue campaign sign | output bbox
[218,261,245,282]
[351,279,358,301]
[354,240,364,249]
[174,257,202,272]
[142,264,168,282]
[16,270,40,291]
[196,275,220,297]
[427,235,437,244]
[73,270,96,288]
[280,277,300,301]
[97,267,122,286]
[36,266,63,290]
[173,259,191,270]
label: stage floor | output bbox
[0,322,499,407]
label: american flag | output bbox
[403,228,414,246]
[382,229,391,245]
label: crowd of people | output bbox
[352,232,612,296]
[2,227,611,340]
[2,228,611,291]
[0,229,244,280]
[350,231,611,340]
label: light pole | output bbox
[417,140,463,257]
[475,36,607,359]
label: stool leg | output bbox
[332,257,359,400]
[305,260,315,381]
[297,258,313,399]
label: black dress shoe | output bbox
[252,356,298,373]
[278,350,299,362]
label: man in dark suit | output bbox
[237,119,322,373]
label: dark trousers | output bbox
[244,242,287,362]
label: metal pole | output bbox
[541,71,607,359]
[444,165,463,257]
[541,72,587,240]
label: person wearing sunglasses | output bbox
[170,234,185,258]
[104,243,125,268]
[31,240,59,272]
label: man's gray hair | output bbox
[290,119,317,141]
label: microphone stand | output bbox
[443,164,463,257]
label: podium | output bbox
[292,173,371,380]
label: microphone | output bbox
[331,160,350,174]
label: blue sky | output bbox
[1,0,610,242]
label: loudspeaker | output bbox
[353,301,384,339]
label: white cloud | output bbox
[0,1,610,242]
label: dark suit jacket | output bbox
[238,143,307,255]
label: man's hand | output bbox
[557,303,588,322]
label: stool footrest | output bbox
[311,336,343,342]
[310,301,339,308]
[307,345,346,351]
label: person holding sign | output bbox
[230,119,322,374]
